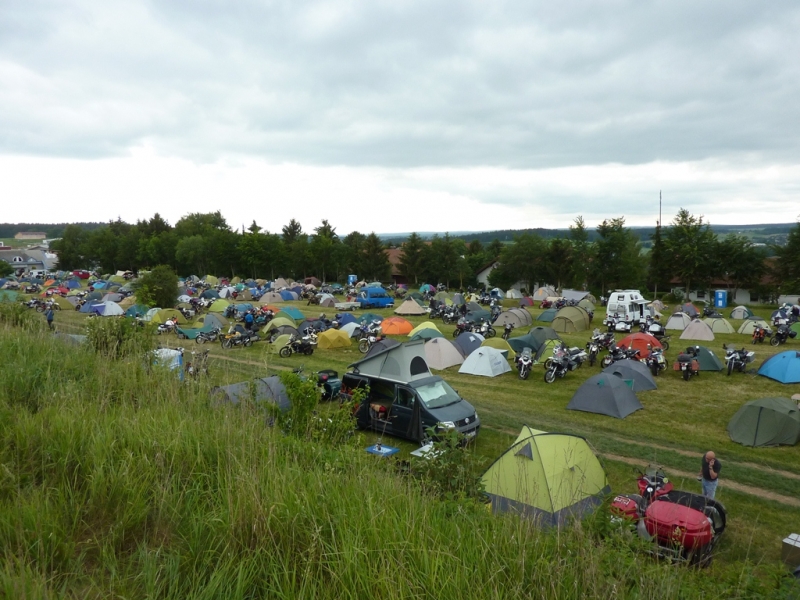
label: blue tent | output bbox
[79,302,95,313]
[453,332,484,357]
[0,279,6,288]
[298,319,328,333]
[125,304,149,318]
[758,351,800,384]
[336,313,357,326]
[233,303,254,312]
[201,290,220,299]
[279,306,304,321]
[279,290,295,301]
[92,281,107,289]
[65,280,81,289]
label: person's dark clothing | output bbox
[701,458,721,481]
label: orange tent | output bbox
[260,304,282,314]
[618,332,663,355]
[381,317,413,335]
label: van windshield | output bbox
[415,380,461,409]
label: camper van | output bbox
[357,286,394,309]
[605,290,649,324]
[341,341,480,442]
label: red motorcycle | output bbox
[751,325,770,344]
[611,466,726,566]
[539,299,553,309]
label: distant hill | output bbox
[0,222,105,239]
[380,223,795,247]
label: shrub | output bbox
[85,317,156,359]
[133,265,178,309]
[0,301,40,330]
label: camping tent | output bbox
[737,318,771,336]
[665,312,693,331]
[532,287,557,302]
[730,306,753,320]
[618,332,662,355]
[317,329,352,349]
[507,332,544,354]
[90,301,124,317]
[196,313,228,329]
[381,317,413,335]
[481,337,514,358]
[551,306,591,333]
[603,360,657,392]
[424,338,465,370]
[271,277,290,289]
[408,321,441,338]
[453,332,485,357]
[208,299,230,313]
[394,298,427,316]
[340,322,361,338]
[567,373,643,419]
[536,308,557,323]
[494,310,529,328]
[691,346,724,371]
[410,328,444,342]
[727,397,800,447]
[459,347,512,377]
[508,307,533,326]
[704,317,736,334]
[481,425,610,526]
[506,289,523,299]
[578,299,595,312]
[682,302,700,317]
[276,307,304,321]
[348,340,430,383]
[758,351,800,384]
[150,308,188,324]
[534,339,562,362]
[210,376,291,412]
[679,320,715,341]
[519,297,534,307]
[357,313,384,325]
[261,292,284,304]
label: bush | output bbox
[134,265,178,309]
[0,301,40,330]
[410,428,486,503]
[85,317,156,359]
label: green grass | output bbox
[1,326,798,598]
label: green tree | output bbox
[488,233,547,291]
[398,233,426,285]
[50,225,87,271]
[591,218,645,293]
[313,219,337,240]
[281,219,304,245]
[647,223,670,295]
[663,209,717,296]
[0,261,12,277]
[176,235,208,276]
[359,233,391,281]
[569,217,592,289]
[543,237,573,291]
[135,265,179,309]
[238,232,269,279]
[715,234,766,298]
[341,231,366,275]
[486,239,504,260]
[773,221,800,293]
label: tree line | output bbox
[46,210,799,297]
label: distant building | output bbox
[14,232,46,240]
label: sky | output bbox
[2,1,800,234]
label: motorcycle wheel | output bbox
[520,366,530,380]
[452,330,460,338]
[196,336,205,344]
[683,369,690,381]
[358,339,370,353]
[244,339,252,347]
[304,347,314,356]
[661,340,670,351]
[601,356,613,368]
[543,358,553,370]
[279,346,292,358]
[486,328,496,338]
[770,336,780,347]
[544,369,556,384]
[156,329,162,335]
[222,339,232,349]
[727,361,733,376]
[588,353,596,367]
[651,364,658,377]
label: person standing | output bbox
[45,306,55,331]
[700,451,721,499]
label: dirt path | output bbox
[603,453,800,508]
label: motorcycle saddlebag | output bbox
[644,499,713,549]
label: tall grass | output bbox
[0,327,795,598]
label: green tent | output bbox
[507,333,544,354]
[727,397,800,447]
[693,346,724,371]
[481,426,610,526]
[409,328,445,342]
[537,308,557,323]
[551,306,591,333]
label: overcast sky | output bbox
[2,1,799,234]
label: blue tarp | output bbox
[758,351,800,384]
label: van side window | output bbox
[396,387,415,408]
[370,381,395,402]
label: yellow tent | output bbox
[205,275,219,285]
[408,321,441,338]
[265,317,297,332]
[317,329,352,349]
[208,299,230,313]
[150,308,188,324]
[267,334,291,354]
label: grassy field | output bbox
[6,291,800,596]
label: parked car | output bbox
[357,287,395,309]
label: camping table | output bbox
[366,444,400,457]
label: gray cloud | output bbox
[1,0,800,171]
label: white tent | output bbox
[143,307,161,322]
[533,287,557,302]
[458,347,512,377]
[704,317,735,334]
[219,286,236,298]
[665,312,692,331]
[271,278,290,289]
[91,301,124,316]
[340,322,362,338]
[394,298,427,316]
[506,289,523,299]
[679,319,715,341]
[424,338,465,370]
[730,306,752,319]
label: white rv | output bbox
[605,290,649,324]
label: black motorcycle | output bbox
[771,324,797,346]
[502,323,515,340]
[544,344,573,383]
[515,347,534,380]
[279,331,317,357]
[600,343,639,368]
[644,347,667,377]
[674,346,701,381]
[723,344,755,375]
[639,317,671,350]
[195,327,221,344]
[452,318,475,338]
[586,330,614,366]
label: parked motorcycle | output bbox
[452,318,475,338]
[502,323,515,340]
[770,324,797,347]
[751,325,770,345]
[586,329,614,366]
[195,327,221,344]
[600,343,639,368]
[610,465,726,566]
[644,346,667,377]
[156,317,179,335]
[279,331,317,357]
[474,319,496,338]
[722,344,755,375]
[604,312,633,333]
[221,330,259,348]
[358,329,385,353]
[674,346,701,381]
[639,316,671,350]
[702,305,722,318]
[544,344,574,383]
[515,347,534,380]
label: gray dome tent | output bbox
[567,373,643,419]
[603,359,657,392]
[727,397,800,447]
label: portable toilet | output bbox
[348,274,357,286]
[714,289,728,309]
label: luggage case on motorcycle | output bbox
[644,499,713,549]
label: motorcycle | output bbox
[221,329,259,348]
[441,306,462,324]
[639,317,671,350]
[610,465,726,566]
[178,306,195,320]
[722,344,755,375]
[644,346,667,377]
[604,313,633,333]
[751,325,770,345]
[539,299,553,309]
[770,324,797,347]
[452,318,475,338]
[600,343,639,368]
[702,306,722,318]
[195,327,221,344]
[156,318,179,335]
[358,329,385,354]
[673,346,701,381]
[502,323,515,340]
[474,319,496,338]
[586,329,614,367]
[489,301,502,323]
[515,347,534,380]
[544,344,574,383]
[279,331,318,357]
